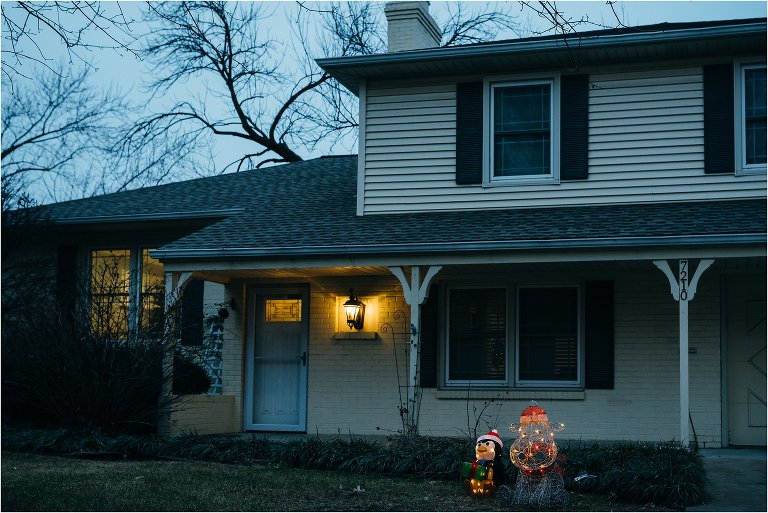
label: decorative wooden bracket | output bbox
[389,265,442,434]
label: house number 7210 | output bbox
[678,259,689,301]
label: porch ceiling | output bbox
[192,266,392,283]
[185,256,766,284]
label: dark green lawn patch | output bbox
[2,427,703,508]
[1,452,676,512]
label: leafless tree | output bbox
[441,2,525,47]
[522,0,628,37]
[1,1,139,89]
[122,1,526,174]
[1,65,126,204]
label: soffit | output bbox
[318,22,766,92]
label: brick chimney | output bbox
[384,2,441,52]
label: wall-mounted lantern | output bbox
[343,289,365,331]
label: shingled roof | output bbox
[39,155,764,260]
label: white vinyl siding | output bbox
[361,68,767,214]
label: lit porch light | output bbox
[343,289,365,331]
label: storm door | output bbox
[245,286,308,431]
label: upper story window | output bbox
[489,79,559,184]
[89,247,164,337]
[740,64,767,171]
[456,75,586,186]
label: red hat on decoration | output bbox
[520,405,549,424]
[477,429,503,448]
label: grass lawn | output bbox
[1,451,677,511]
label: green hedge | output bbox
[1,428,705,507]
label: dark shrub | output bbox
[173,354,211,395]
[2,297,210,433]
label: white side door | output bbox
[726,275,767,446]
[245,287,308,431]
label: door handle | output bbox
[297,351,307,366]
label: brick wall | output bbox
[417,267,724,446]
[170,395,237,435]
[306,276,409,434]
[189,265,733,446]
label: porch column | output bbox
[158,271,193,436]
[389,265,442,434]
[653,259,714,447]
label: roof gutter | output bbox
[152,233,766,261]
[316,22,766,70]
[51,208,245,225]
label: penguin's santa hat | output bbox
[476,429,503,448]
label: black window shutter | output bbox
[419,284,439,388]
[704,64,735,174]
[560,74,590,180]
[585,280,614,389]
[56,244,79,316]
[180,279,205,346]
[456,82,484,185]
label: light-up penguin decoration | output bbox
[505,402,569,508]
[460,429,506,495]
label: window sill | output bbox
[483,177,560,187]
[333,332,380,344]
[433,389,585,401]
[735,166,767,176]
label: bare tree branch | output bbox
[1,65,127,204]
[440,2,524,47]
[1,1,140,90]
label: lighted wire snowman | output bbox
[504,402,569,508]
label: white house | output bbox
[17,4,766,447]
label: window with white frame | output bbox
[490,78,557,183]
[737,63,767,173]
[444,284,580,388]
[89,247,164,337]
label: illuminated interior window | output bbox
[140,249,165,334]
[89,248,165,337]
[265,299,302,322]
[90,249,131,337]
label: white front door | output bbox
[726,275,767,446]
[245,286,308,431]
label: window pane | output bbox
[266,299,302,322]
[448,288,506,381]
[745,67,767,165]
[140,249,164,334]
[495,133,551,176]
[90,249,130,337]
[494,85,550,132]
[493,83,552,177]
[518,287,578,382]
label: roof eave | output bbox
[152,233,767,261]
[48,208,245,225]
[317,22,767,92]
